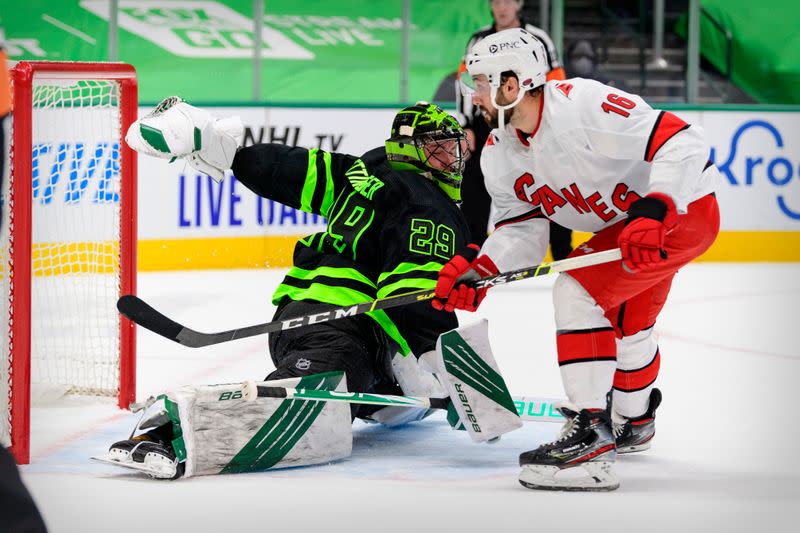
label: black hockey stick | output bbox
[118,248,621,348]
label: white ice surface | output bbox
[20,264,800,533]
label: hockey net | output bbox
[0,62,138,464]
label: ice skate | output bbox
[614,388,662,453]
[519,406,618,492]
[93,423,183,480]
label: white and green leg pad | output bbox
[435,319,523,442]
[98,372,352,479]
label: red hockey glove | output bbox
[433,245,499,312]
[618,193,678,272]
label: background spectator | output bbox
[564,39,629,91]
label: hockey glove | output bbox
[618,193,678,272]
[432,245,499,312]
[125,96,243,182]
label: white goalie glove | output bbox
[125,96,244,182]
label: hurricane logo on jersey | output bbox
[556,83,573,97]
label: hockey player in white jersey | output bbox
[433,28,720,491]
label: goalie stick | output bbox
[252,385,565,423]
[199,382,565,424]
[118,248,622,348]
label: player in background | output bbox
[456,0,572,261]
[106,100,472,477]
[435,28,720,491]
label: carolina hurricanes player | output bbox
[432,28,720,491]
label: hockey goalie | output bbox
[94,98,522,479]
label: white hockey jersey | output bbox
[479,77,719,272]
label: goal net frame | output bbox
[3,61,138,464]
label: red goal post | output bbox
[1,61,138,464]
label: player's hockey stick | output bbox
[118,248,621,348]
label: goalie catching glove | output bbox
[125,96,243,182]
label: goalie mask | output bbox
[385,102,467,202]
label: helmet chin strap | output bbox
[489,86,526,129]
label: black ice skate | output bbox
[518,406,618,492]
[94,423,184,480]
[614,388,662,454]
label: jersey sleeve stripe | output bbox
[300,148,319,212]
[300,149,336,214]
[494,208,546,230]
[644,111,690,162]
[310,150,331,214]
[319,151,335,217]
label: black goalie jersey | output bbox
[231,144,471,357]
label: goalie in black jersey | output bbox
[100,99,483,479]
[233,101,471,408]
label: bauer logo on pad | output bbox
[435,320,522,443]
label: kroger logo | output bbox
[712,120,800,220]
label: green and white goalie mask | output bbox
[385,101,467,202]
[135,372,352,478]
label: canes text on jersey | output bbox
[513,172,642,222]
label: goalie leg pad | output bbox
[97,372,352,479]
[177,371,352,477]
[435,319,523,442]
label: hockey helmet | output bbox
[385,102,467,202]
[460,28,548,125]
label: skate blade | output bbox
[617,434,654,454]
[617,442,651,454]
[519,461,619,492]
[92,454,178,480]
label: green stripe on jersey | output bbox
[284,265,376,287]
[320,151,335,217]
[377,277,436,299]
[301,148,320,212]
[377,261,443,284]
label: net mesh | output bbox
[1,76,125,449]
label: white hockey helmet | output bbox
[462,28,548,122]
